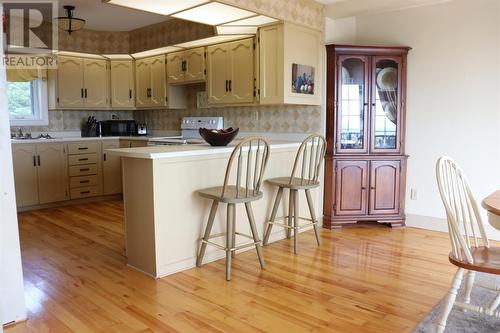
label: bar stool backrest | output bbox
[289,134,326,185]
[436,156,490,264]
[222,137,270,198]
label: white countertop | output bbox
[106,140,302,160]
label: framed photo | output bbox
[292,63,315,95]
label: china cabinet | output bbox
[323,45,410,229]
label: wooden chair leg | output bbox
[293,189,299,255]
[436,268,464,333]
[196,200,219,267]
[463,270,476,310]
[231,210,236,258]
[226,203,235,281]
[305,189,321,246]
[245,202,266,269]
[263,187,283,245]
[287,189,294,239]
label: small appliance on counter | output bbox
[100,119,137,136]
[137,123,148,136]
[81,116,101,137]
[148,117,224,145]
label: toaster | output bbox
[137,123,148,136]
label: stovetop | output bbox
[148,116,224,146]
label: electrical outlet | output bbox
[410,188,417,200]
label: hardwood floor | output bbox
[6,199,457,333]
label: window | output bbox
[7,69,48,126]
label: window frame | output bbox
[8,75,49,127]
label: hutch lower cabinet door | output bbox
[369,160,401,215]
[335,160,368,216]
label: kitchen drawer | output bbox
[69,164,99,177]
[69,175,100,188]
[70,186,100,199]
[68,153,98,166]
[68,142,99,155]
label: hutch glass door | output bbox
[337,56,369,154]
[371,57,402,153]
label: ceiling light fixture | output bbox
[104,0,210,16]
[222,15,278,26]
[216,26,258,35]
[174,35,253,48]
[55,5,86,35]
[172,2,255,26]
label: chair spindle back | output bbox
[222,137,270,198]
[436,156,490,264]
[289,134,326,185]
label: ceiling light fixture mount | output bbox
[55,5,86,35]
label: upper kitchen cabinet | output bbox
[207,38,255,105]
[259,23,322,105]
[110,60,135,109]
[56,56,109,109]
[136,55,186,109]
[167,47,206,84]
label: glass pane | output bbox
[7,81,34,119]
[374,59,398,149]
[339,58,365,150]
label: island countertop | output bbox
[106,140,302,160]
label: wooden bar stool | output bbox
[263,134,326,254]
[196,137,270,281]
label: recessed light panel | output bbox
[172,2,255,26]
[132,46,183,58]
[102,54,133,59]
[223,15,279,26]
[174,35,253,48]
[105,0,209,16]
[216,26,257,35]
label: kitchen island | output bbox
[107,140,323,278]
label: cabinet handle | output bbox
[78,147,88,150]
[37,155,41,166]
[78,158,89,161]
[81,88,84,98]
[103,153,107,161]
[229,80,232,92]
[80,168,90,172]
[80,191,90,195]
[370,186,375,190]
[80,180,90,184]
[225,80,228,92]
[33,156,36,166]
[129,89,132,99]
[84,88,88,98]
[361,187,366,190]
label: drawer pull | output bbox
[78,147,89,150]
[80,180,90,184]
[80,168,90,172]
[80,191,90,195]
[78,158,89,161]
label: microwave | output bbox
[100,120,137,136]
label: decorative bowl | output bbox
[199,127,239,146]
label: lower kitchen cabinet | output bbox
[328,157,406,227]
[12,143,69,207]
[120,139,148,148]
[102,140,122,195]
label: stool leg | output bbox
[226,203,235,281]
[197,200,219,267]
[245,202,266,269]
[293,190,299,254]
[231,210,236,258]
[305,189,321,246]
[263,187,283,245]
[287,189,294,239]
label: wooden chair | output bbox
[196,137,270,281]
[263,134,326,254]
[435,156,500,333]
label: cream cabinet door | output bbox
[135,59,151,107]
[258,24,284,104]
[57,56,84,108]
[207,44,230,105]
[149,56,166,108]
[102,140,122,195]
[37,143,68,204]
[12,144,39,207]
[228,38,254,104]
[185,47,205,83]
[84,59,109,108]
[110,60,135,108]
[166,51,185,84]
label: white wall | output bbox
[0,8,27,324]
[325,0,500,238]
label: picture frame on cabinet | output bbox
[291,63,315,95]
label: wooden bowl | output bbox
[199,127,239,146]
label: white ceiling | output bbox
[321,0,452,18]
[57,0,169,31]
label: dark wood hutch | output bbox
[323,45,411,229]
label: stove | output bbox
[148,117,224,146]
